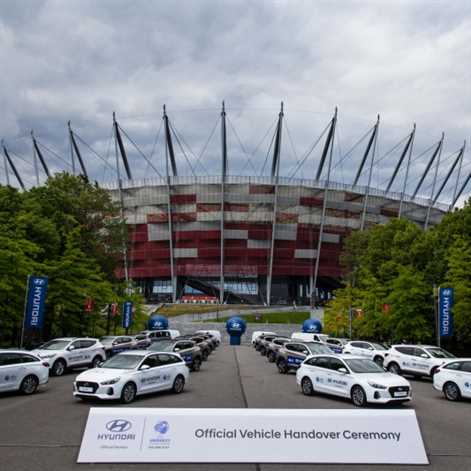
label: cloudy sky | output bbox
[0,0,470,205]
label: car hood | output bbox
[31,349,62,358]
[361,372,410,387]
[75,368,131,382]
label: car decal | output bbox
[403,361,428,369]
[141,375,161,384]
[327,377,348,387]
[287,356,303,365]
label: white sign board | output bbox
[78,408,428,464]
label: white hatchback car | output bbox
[342,341,390,366]
[73,350,189,403]
[32,338,106,376]
[0,350,49,395]
[384,345,455,378]
[296,354,411,407]
[433,358,471,401]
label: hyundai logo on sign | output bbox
[439,287,454,337]
[106,419,132,433]
[154,421,169,434]
[24,275,49,329]
[122,301,133,329]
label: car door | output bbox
[353,342,373,358]
[326,357,352,397]
[307,356,331,393]
[65,340,87,366]
[173,341,191,364]
[410,348,432,374]
[156,354,180,390]
[285,343,305,367]
[394,347,416,372]
[137,354,162,393]
[0,353,23,392]
[458,361,471,398]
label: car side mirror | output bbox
[67,346,75,351]
[338,367,348,374]
[140,364,151,370]
[420,353,429,359]
[174,348,180,352]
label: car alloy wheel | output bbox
[91,356,102,368]
[444,382,461,401]
[192,358,201,372]
[173,375,185,394]
[373,356,384,367]
[52,359,66,376]
[301,377,314,396]
[351,385,367,407]
[20,375,39,395]
[121,382,137,404]
[268,352,275,363]
[387,362,401,375]
[277,360,288,374]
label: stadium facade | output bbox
[103,105,459,306]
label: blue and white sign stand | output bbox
[21,275,49,347]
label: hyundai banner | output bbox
[78,408,428,464]
[439,287,454,337]
[122,301,133,329]
[24,276,49,329]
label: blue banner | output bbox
[439,287,454,337]
[24,276,49,329]
[122,301,133,329]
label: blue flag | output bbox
[122,301,133,329]
[24,276,49,329]
[439,287,454,337]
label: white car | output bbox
[384,344,455,377]
[342,341,389,366]
[296,354,412,407]
[291,332,329,343]
[251,331,277,345]
[433,358,471,401]
[32,338,106,376]
[0,350,49,395]
[140,330,181,342]
[73,350,190,403]
[196,330,222,345]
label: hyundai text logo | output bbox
[106,419,132,433]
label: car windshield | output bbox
[99,337,115,345]
[39,340,70,350]
[345,359,385,373]
[305,343,332,354]
[425,347,455,359]
[370,342,388,350]
[148,341,173,351]
[101,354,142,369]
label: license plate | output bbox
[79,386,93,393]
[394,391,408,397]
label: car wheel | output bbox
[430,366,439,377]
[373,356,384,367]
[387,362,401,375]
[443,381,461,401]
[52,359,66,377]
[172,375,185,394]
[120,382,137,404]
[20,375,39,395]
[191,357,201,372]
[277,359,288,374]
[260,347,266,356]
[351,385,368,407]
[301,377,314,396]
[202,350,209,361]
[268,352,275,363]
[91,356,102,369]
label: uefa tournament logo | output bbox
[149,420,171,448]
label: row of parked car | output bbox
[252,331,471,404]
[0,329,221,401]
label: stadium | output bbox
[99,105,465,307]
[3,105,467,306]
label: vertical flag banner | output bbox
[122,301,133,329]
[439,287,454,337]
[24,276,49,329]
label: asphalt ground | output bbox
[0,345,470,471]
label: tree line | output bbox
[0,174,146,347]
[324,200,471,354]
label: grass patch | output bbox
[156,304,253,317]
[203,311,310,324]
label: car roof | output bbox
[392,344,438,348]
[0,349,40,355]
[305,353,366,361]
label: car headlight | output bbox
[100,377,121,385]
[368,381,387,390]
